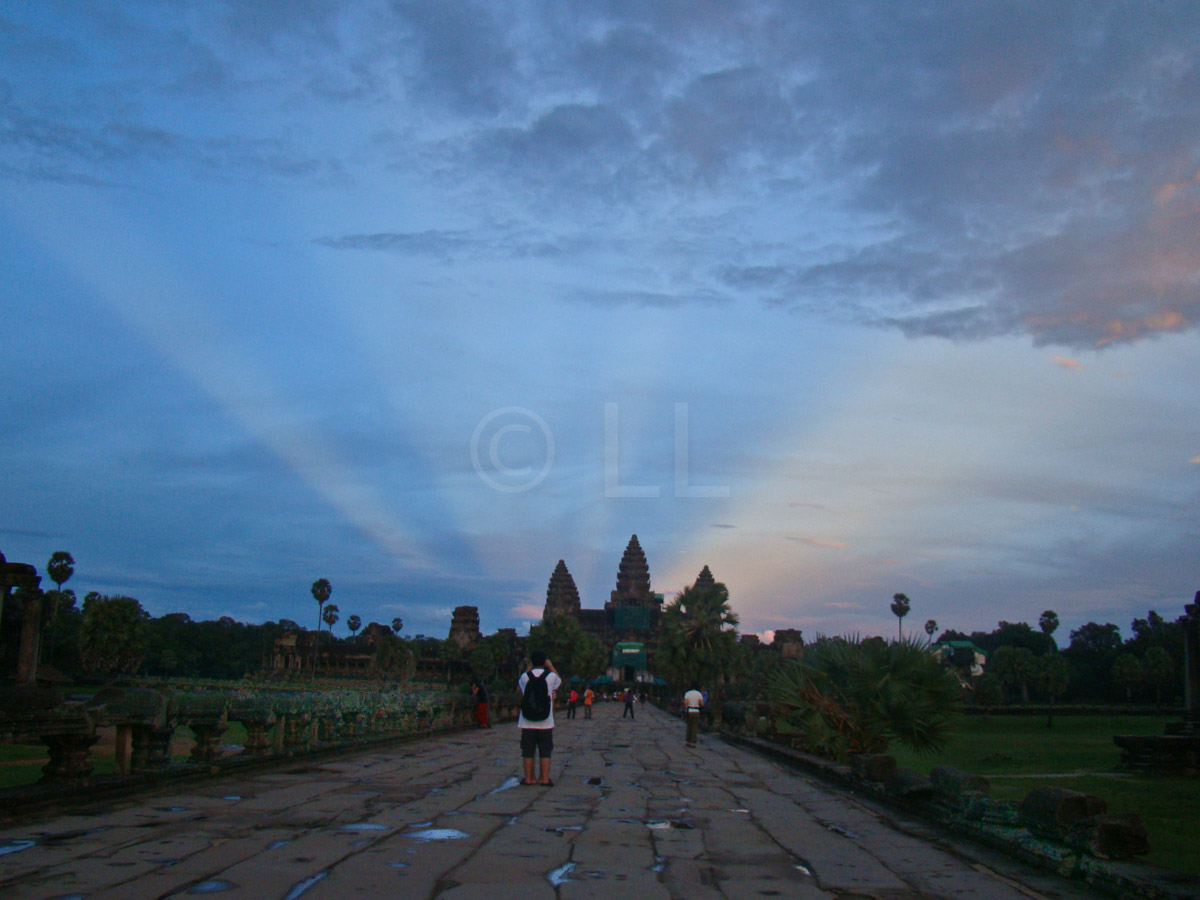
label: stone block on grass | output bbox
[1019,786,1106,838]
[850,753,896,783]
[930,765,990,800]
[1064,813,1149,859]
[884,767,935,801]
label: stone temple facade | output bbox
[447,605,482,651]
[543,534,716,683]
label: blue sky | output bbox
[2,1,1197,644]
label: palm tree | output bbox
[1039,610,1059,647]
[347,614,361,637]
[47,551,74,590]
[322,603,340,634]
[1034,652,1070,728]
[391,617,403,635]
[311,578,332,678]
[924,619,938,641]
[657,582,741,693]
[890,593,911,641]
[44,551,75,659]
[768,635,961,759]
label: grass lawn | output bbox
[890,715,1200,878]
[0,722,250,790]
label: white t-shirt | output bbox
[517,668,562,729]
[683,689,704,711]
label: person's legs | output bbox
[536,729,554,784]
[520,729,537,783]
[686,710,699,746]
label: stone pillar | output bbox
[1184,595,1200,727]
[41,731,99,785]
[15,589,45,685]
[317,714,338,743]
[130,723,174,771]
[241,718,272,756]
[114,724,133,775]
[189,721,228,765]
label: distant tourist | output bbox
[622,687,636,719]
[472,681,490,729]
[567,687,579,719]
[518,650,562,786]
[683,684,704,747]
[583,685,594,719]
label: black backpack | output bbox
[521,669,551,721]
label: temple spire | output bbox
[544,559,581,618]
[693,565,716,591]
[612,534,652,603]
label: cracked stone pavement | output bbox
[0,703,1114,899]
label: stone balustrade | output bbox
[0,684,514,789]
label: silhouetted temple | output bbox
[542,534,718,683]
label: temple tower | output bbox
[609,534,654,608]
[693,565,716,592]
[543,559,582,618]
[448,605,482,651]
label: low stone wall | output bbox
[722,731,1199,900]
[0,683,516,820]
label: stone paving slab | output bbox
[0,703,1122,899]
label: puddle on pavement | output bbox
[825,824,859,840]
[645,821,694,830]
[406,828,469,842]
[542,825,583,834]
[189,880,237,894]
[156,806,192,813]
[267,840,292,850]
[340,823,388,832]
[546,862,576,886]
[0,839,36,856]
[795,862,813,876]
[387,861,410,869]
[489,776,523,794]
[650,856,667,873]
[222,796,242,801]
[282,870,328,900]
[728,808,750,813]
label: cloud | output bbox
[315,230,476,257]
[1052,356,1083,371]
[786,536,847,550]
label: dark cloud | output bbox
[315,230,475,257]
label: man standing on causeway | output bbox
[518,650,562,785]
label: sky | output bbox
[1,1,1198,646]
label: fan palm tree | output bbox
[391,617,403,635]
[924,619,938,641]
[310,578,332,678]
[890,593,911,641]
[44,550,75,659]
[768,635,960,759]
[347,614,361,636]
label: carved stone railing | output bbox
[0,684,515,790]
